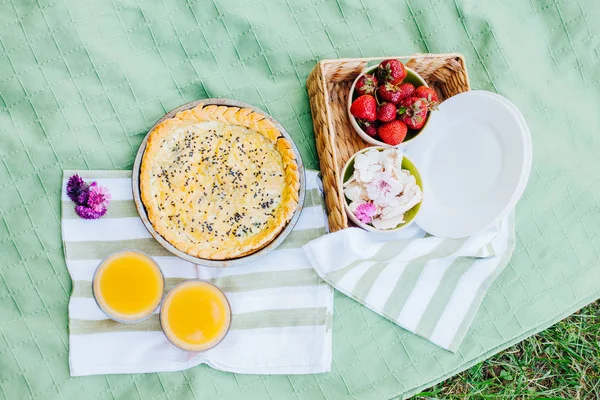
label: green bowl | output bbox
[342,147,423,232]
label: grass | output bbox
[415,300,600,399]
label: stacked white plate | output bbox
[405,90,532,238]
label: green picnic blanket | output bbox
[1,0,599,399]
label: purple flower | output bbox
[66,174,111,220]
[66,174,89,205]
[354,202,377,224]
[75,205,107,220]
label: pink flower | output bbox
[365,171,404,207]
[87,183,112,212]
[354,202,377,224]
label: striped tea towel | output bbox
[304,215,515,352]
[62,169,333,376]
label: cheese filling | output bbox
[147,121,286,252]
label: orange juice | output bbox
[160,281,231,351]
[93,251,164,322]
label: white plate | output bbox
[405,91,532,238]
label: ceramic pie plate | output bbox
[405,90,532,238]
[132,98,306,267]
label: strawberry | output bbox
[358,119,378,137]
[377,83,402,104]
[402,108,427,130]
[350,95,377,121]
[398,96,414,109]
[397,83,415,100]
[414,86,439,107]
[399,96,427,113]
[377,103,396,122]
[355,73,378,96]
[399,96,428,130]
[376,59,407,84]
[378,120,407,145]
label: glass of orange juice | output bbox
[93,250,164,323]
[160,280,231,351]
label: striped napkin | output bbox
[62,169,333,376]
[304,215,515,352]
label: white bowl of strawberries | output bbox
[348,59,439,146]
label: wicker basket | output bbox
[306,53,471,232]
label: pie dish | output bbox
[140,102,300,260]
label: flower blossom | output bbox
[66,174,111,220]
[354,202,377,224]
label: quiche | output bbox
[140,103,300,260]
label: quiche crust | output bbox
[140,103,300,260]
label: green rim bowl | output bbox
[341,147,424,232]
[348,63,430,147]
